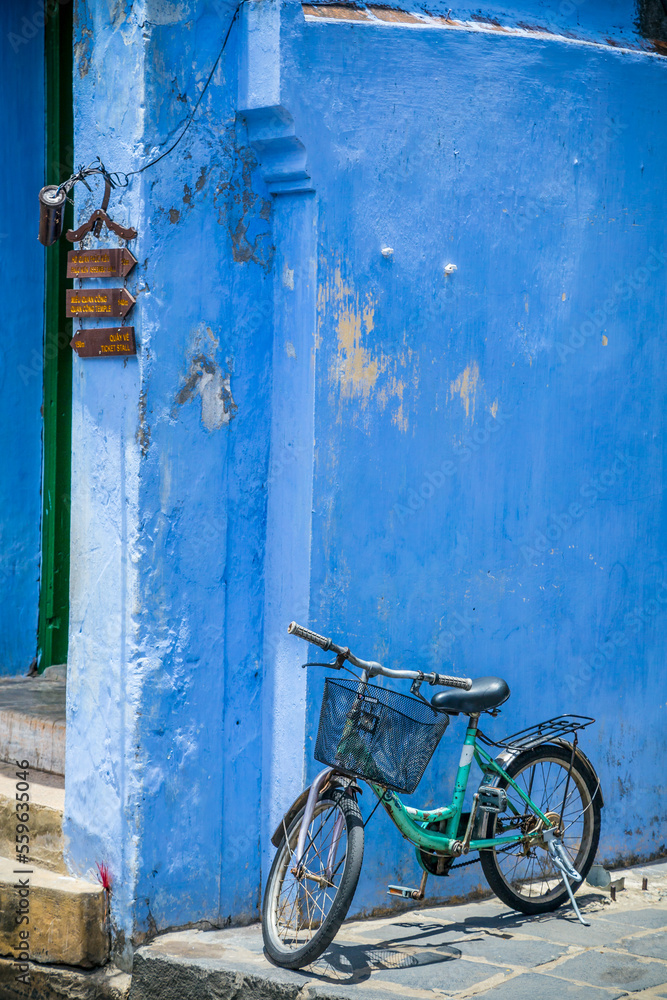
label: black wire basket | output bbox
[314,677,450,795]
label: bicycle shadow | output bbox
[268,922,463,985]
[265,897,607,986]
[463,891,608,930]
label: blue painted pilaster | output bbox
[238,0,318,879]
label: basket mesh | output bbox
[314,677,449,794]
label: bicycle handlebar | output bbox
[287,621,333,650]
[433,672,473,690]
[287,621,473,690]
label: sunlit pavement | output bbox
[129,858,667,999]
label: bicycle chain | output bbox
[449,855,482,870]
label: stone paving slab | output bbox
[367,956,506,991]
[130,858,667,1000]
[551,951,667,994]
[483,903,631,946]
[599,908,667,930]
[446,933,568,966]
[622,932,667,961]
[477,971,626,999]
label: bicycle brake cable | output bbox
[364,790,390,829]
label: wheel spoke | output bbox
[266,797,357,958]
[483,749,598,910]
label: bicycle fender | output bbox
[270,774,361,848]
[271,769,336,848]
[483,742,604,808]
[553,739,605,807]
[271,787,312,848]
[481,746,521,782]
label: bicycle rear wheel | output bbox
[262,788,364,969]
[479,744,601,914]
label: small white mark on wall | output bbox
[282,262,295,289]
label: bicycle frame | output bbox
[286,624,565,870]
[366,720,554,856]
[266,625,603,966]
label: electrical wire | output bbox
[57,158,119,197]
[57,1,243,194]
[123,0,243,181]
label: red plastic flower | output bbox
[96,861,112,893]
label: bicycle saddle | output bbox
[431,676,510,716]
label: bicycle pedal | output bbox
[477,786,508,814]
[387,884,420,899]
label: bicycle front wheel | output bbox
[479,744,601,914]
[262,788,364,969]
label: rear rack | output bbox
[477,714,595,751]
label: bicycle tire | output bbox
[262,788,364,968]
[479,743,601,914]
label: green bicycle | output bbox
[262,622,604,969]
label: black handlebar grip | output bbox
[436,673,473,690]
[287,621,332,651]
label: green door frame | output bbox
[38,4,73,670]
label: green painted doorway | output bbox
[37,3,73,671]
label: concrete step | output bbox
[0,760,66,873]
[0,855,109,968]
[0,674,66,775]
[0,956,129,999]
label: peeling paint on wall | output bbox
[282,262,295,289]
[136,389,151,458]
[378,374,408,432]
[328,269,378,402]
[449,361,481,421]
[174,354,238,430]
[74,27,93,78]
[320,265,419,431]
[375,343,419,434]
[216,141,274,271]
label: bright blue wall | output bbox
[0,10,44,673]
[65,0,667,953]
[66,0,272,964]
[281,10,667,910]
[129,2,273,933]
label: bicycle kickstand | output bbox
[544,831,589,927]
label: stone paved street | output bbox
[130,859,667,1000]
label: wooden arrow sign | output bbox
[66,288,136,319]
[70,327,136,358]
[67,248,138,279]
